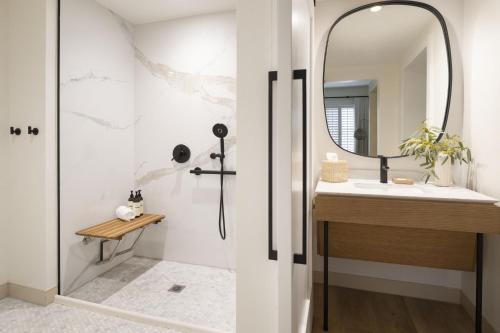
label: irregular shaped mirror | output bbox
[323,2,451,157]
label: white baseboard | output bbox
[314,271,461,304]
[7,283,57,305]
[0,283,7,299]
[460,292,497,333]
[55,295,225,333]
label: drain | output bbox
[168,284,186,293]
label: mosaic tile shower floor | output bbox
[70,256,236,332]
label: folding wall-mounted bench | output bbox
[76,214,165,265]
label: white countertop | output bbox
[315,179,499,204]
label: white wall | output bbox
[59,0,136,294]
[313,0,465,292]
[291,1,313,332]
[0,0,8,288]
[133,11,237,270]
[236,0,278,331]
[462,0,500,330]
[4,0,58,292]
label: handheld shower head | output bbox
[212,123,228,139]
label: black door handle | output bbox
[268,71,278,261]
[268,69,307,265]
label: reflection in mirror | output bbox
[323,4,450,157]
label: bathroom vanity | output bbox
[314,179,500,332]
[316,1,499,331]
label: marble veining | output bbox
[102,260,236,333]
[135,136,236,186]
[109,9,236,111]
[60,0,137,295]
[134,48,235,110]
[64,110,142,130]
[61,70,126,86]
[0,298,182,333]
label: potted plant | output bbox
[399,124,472,186]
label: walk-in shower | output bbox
[58,0,237,331]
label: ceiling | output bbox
[326,5,438,67]
[95,0,236,25]
[324,80,374,89]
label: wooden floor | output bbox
[313,284,474,333]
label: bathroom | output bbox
[1,0,500,333]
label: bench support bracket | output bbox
[96,227,146,265]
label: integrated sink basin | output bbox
[353,182,426,195]
[316,179,498,203]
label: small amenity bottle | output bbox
[138,190,144,215]
[133,191,141,217]
[128,191,135,213]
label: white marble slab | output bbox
[316,179,499,203]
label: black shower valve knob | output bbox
[9,127,21,136]
[172,144,191,163]
[28,126,39,135]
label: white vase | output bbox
[433,153,453,186]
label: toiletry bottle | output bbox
[138,190,144,216]
[128,191,135,213]
[133,191,141,218]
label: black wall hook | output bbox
[28,126,39,136]
[10,127,21,136]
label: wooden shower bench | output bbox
[76,214,165,264]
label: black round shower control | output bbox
[172,144,191,163]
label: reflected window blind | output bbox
[325,105,356,152]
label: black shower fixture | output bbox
[189,123,236,240]
[212,123,228,139]
[171,144,191,163]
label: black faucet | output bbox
[378,155,389,183]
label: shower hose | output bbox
[218,139,226,240]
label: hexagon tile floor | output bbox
[68,256,236,332]
[0,297,182,333]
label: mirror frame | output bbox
[322,0,453,159]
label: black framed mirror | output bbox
[322,1,452,158]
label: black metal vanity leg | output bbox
[323,221,329,332]
[476,233,483,333]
